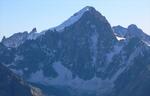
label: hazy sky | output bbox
[0,0,150,39]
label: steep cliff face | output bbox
[0,6,150,96]
[105,37,150,96]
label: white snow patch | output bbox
[27,32,45,40]
[142,40,150,47]
[27,61,114,93]
[51,7,90,31]
[27,61,114,92]
[28,62,72,85]
[49,61,113,91]
[51,61,113,91]
[53,62,72,78]
[69,76,113,92]
[116,36,126,41]
[48,61,72,85]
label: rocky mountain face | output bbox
[0,6,150,96]
[113,24,150,44]
[1,27,43,48]
[0,63,44,96]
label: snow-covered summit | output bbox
[53,6,94,31]
[51,6,105,32]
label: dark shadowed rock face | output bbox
[0,6,150,96]
[31,28,37,33]
[0,64,43,96]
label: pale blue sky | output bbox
[0,0,150,39]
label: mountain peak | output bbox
[79,6,96,13]
[113,25,128,37]
[31,27,37,33]
[83,6,95,9]
[128,24,138,30]
[127,24,143,34]
[52,6,107,31]
[1,36,6,42]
